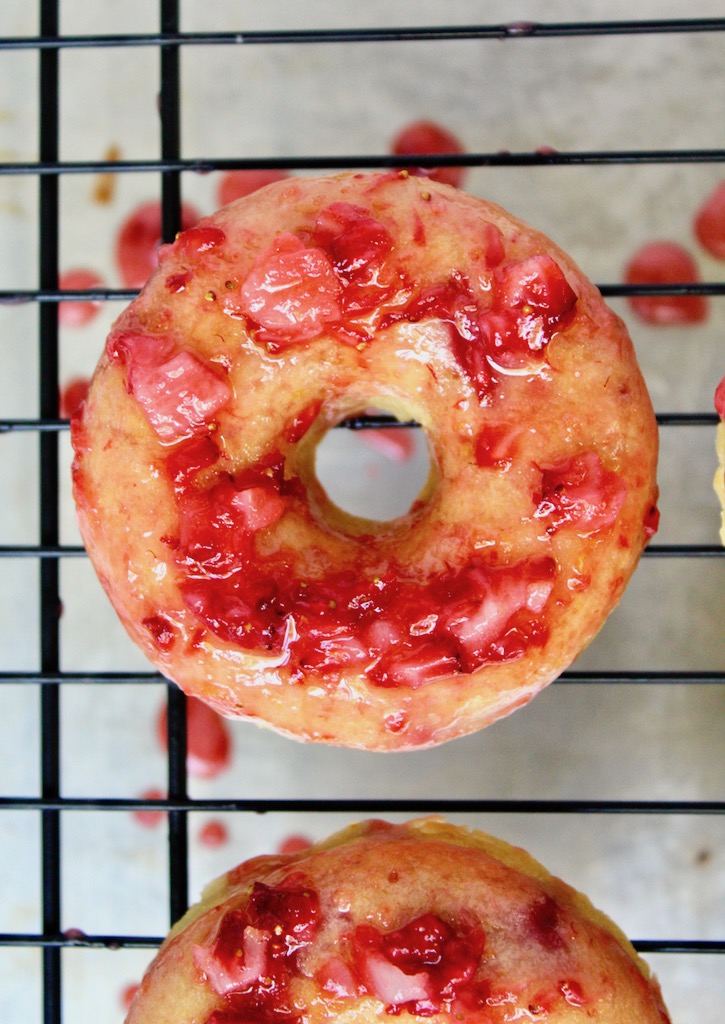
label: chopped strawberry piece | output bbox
[216,169,289,208]
[116,199,200,288]
[440,559,555,671]
[693,180,725,258]
[368,637,459,689]
[643,503,661,540]
[482,255,577,370]
[559,979,588,1007]
[494,255,576,319]
[715,374,725,420]
[624,241,708,325]
[528,894,567,951]
[58,268,104,327]
[239,234,342,344]
[128,349,231,441]
[157,696,231,780]
[195,879,320,1024]
[165,435,220,494]
[194,917,269,996]
[483,222,505,268]
[312,202,403,317]
[391,119,467,188]
[231,483,286,532]
[353,913,485,1015]
[315,955,359,998]
[534,451,627,536]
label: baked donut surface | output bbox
[71,171,658,750]
[125,818,671,1024]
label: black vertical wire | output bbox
[159,0,189,928]
[38,2,61,1023]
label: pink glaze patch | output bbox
[116,200,200,288]
[624,241,708,325]
[390,119,467,188]
[534,451,627,536]
[58,269,104,327]
[157,697,231,780]
[352,912,487,1015]
[694,181,725,259]
[216,169,289,208]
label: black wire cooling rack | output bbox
[0,4,724,1023]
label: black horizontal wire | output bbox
[0,542,722,558]
[0,669,722,687]
[0,930,720,955]
[0,412,719,435]
[1,795,723,814]
[2,283,725,306]
[3,149,725,178]
[1,18,725,51]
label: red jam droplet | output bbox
[390,119,467,188]
[59,376,90,419]
[58,269,104,327]
[199,819,230,848]
[693,180,725,259]
[157,697,231,780]
[116,200,200,288]
[624,241,708,325]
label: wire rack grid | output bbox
[0,3,723,1023]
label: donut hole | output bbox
[313,408,434,525]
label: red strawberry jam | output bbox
[534,451,627,536]
[195,877,320,1024]
[352,912,486,1015]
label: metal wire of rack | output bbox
[0,3,723,1023]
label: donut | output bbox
[124,817,671,1024]
[71,171,659,750]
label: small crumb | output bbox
[92,143,121,205]
[695,847,713,865]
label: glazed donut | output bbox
[71,171,658,750]
[124,817,671,1024]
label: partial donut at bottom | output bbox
[125,818,671,1024]
[72,171,659,750]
